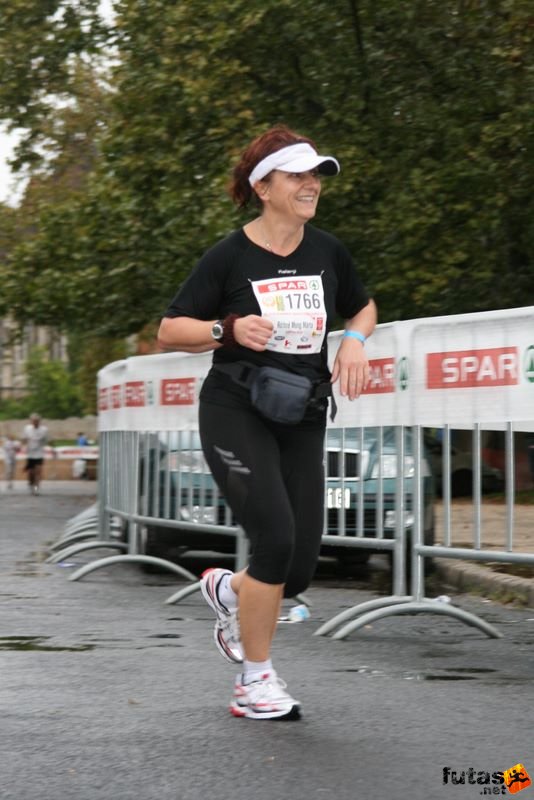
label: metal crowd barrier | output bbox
[54,425,404,602]
[45,307,534,644]
[315,423,532,641]
[51,417,534,641]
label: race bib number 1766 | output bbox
[251,275,327,354]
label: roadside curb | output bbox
[435,557,534,609]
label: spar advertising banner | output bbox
[98,306,534,432]
[407,308,534,430]
[98,351,210,432]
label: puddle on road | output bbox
[439,667,496,674]
[0,633,183,651]
[420,674,477,681]
[135,633,184,649]
[334,666,385,676]
[0,594,39,600]
[331,665,532,684]
[0,636,95,652]
[5,557,50,578]
[8,571,49,578]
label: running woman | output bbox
[159,124,376,720]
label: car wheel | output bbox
[327,548,370,577]
[139,525,184,573]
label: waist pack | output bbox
[213,362,335,425]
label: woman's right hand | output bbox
[234,315,273,351]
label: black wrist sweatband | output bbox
[221,314,241,347]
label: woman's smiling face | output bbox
[260,169,322,221]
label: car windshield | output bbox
[157,431,203,451]
[326,427,397,449]
[161,428,404,452]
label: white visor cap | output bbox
[248,142,340,186]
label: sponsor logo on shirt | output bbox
[258,280,309,293]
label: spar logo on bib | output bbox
[427,347,519,389]
[258,279,309,293]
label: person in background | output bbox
[77,432,89,446]
[2,434,20,489]
[21,413,48,495]
[158,124,376,721]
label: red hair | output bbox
[229,124,317,209]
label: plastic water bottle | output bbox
[288,604,311,622]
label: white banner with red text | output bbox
[98,307,534,432]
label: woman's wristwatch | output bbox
[211,315,240,346]
[211,320,224,341]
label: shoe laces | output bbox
[243,672,292,703]
[220,607,240,644]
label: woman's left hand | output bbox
[330,338,370,400]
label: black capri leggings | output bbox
[199,401,326,598]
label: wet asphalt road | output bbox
[1,483,533,800]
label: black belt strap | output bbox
[213,362,257,390]
[213,362,337,421]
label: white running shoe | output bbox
[200,568,243,664]
[230,671,301,720]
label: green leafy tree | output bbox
[0,394,32,421]
[0,0,107,169]
[71,334,128,414]
[0,0,532,335]
[0,60,111,327]
[23,347,83,419]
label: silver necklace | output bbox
[260,221,302,253]
[261,221,273,251]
